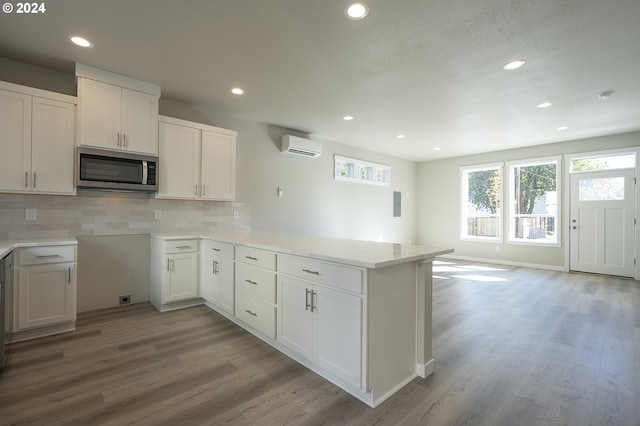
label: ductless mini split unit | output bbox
[281,135,321,158]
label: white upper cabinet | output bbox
[0,82,76,195]
[157,115,237,201]
[201,130,236,201]
[76,64,160,155]
[158,121,200,198]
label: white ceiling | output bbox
[1,0,639,161]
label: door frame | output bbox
[563,147,639,280]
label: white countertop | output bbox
[0,233,453,269]
[154,231,453,269]
[0,238,78,259]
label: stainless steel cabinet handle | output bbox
[68,267,72,284]
[117,132,121,148]
[305,288,311,311]
[167,258,171,271]
[303,269,320,275]
[212,248,221,252]
[245,309,258,317]
[33,172,37,188]
[176,245,192,249]
[245,279,258,286]
[36,254,62,259]
[311,291,317,312]
[123,133,127,149]
[25,171,29,188]
[246,256,258,261]
[202,185,207,197]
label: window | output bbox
[507,158,560,245]
[460,164,502,240]
[570,153,635,172]
[334,155,390,186]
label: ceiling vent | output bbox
[281,135,321,158]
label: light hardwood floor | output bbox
[1,259,638,425]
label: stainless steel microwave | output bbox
[76,147,158,192]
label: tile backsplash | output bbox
[0,192,251,240]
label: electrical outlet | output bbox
[119,294,131,305]
[233,211,239,219]
[25,208,37,221]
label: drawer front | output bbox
[201,239,234,259]
[277,255,363,294]
[236,262,276,303]
[235,245,276,271]
[235,290,276,339]
[18,245,76,266]
[164,239,198,254]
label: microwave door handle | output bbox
[142,161,148,185]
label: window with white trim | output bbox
[460,164,502,240]
[334,155,390,186]
[507,157,560,245]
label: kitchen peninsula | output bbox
[151,231,453,407]
[1,232,451,408]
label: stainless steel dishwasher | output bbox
[0,252,12,370]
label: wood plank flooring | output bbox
[1,259,639,425]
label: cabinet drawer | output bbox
[18,245,76,266]
[164,239,198,253]
[236,262,276,303]
[235,246,276,270]
[278,255,363,294]
[201,239,234,259]
[235,290,276,339]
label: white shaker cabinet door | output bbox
[18,263,77,330]
[203,254,234,315]
[77,78,121,150]
[313,286,362,389]
[31,97,76,194]
[121,88,158,155]
[158,122,201,199]
[164,253,198,303]
[0,89,31,192]
[201,130,236,201]
[277,277,313,359]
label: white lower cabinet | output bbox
[201,240,234,315]
[165,252,198,303]
[12,245,77,337]
[150,238,199,311]
[234,247,277,339]
[277,275,362,389]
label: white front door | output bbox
[569,170,635,277]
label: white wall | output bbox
[160,99,417,244]
[416,132,640,270]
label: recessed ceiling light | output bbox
[397,134,406,139]
[503,60,525,70]
[231,87,244,95]
[343,115,354,121]
[537,102,552,108]
[69,36,93,48]
[345,2,368,19]
[557,126,569,131]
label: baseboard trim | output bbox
[439,254,567,272]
